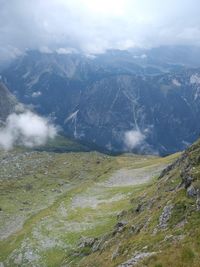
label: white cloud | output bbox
[39,46,53,54]
[32,91,42,98]
[56,47,77,55]
[0,0,200,62]
[124,129,145,150]
[0,111,57,150]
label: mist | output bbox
[0,0,200,62]
[124,130,145,150]
[0,111,57,150]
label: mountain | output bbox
[64,71,200,155]
[1,46,200,155]
[0,82,20,124]
[1,45,200,266]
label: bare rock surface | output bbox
[118,252,156,267]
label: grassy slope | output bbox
[0,144,178,267]
[77,141,200,267]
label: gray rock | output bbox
[78,237,96,248]
[13,253,23,265]
[164,234,174,242]
[159,204,173,229]
[117,210,128,219]
[113,221,128,234]
[92,234,109,252]
[92,240,101,252]
[196,189,200,211]
[131,224,143,234]
[118,252,156,267]
[187,185,197,197]
[111,245,120,260]
[183,176,193,189]
[164,234,185,242]
[0,262,4,267]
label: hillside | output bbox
[74,139,200,267]
[0,146,178,267]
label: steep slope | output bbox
[0,82,19,123]
[74,139,200,267]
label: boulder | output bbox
[187,185,197,197]
[78,237,96,248]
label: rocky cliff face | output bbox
[1,48,200,154]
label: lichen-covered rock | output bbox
[182,175,193,189]
[13,253,22,265]
[159,204,173,229]
[91,234,110,252]
[187,185,197,197]
[111,245,120,260]
[117,210,128,219]
[78,237,96,248]
[118,252,156,267]
[196,189,200,211]
[113,221,128,234]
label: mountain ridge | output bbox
[1,46,200,155]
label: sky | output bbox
[0,0,200,61]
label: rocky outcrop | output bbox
[187,185,197,197]
[158,204,173,229]
[78,237,97,249]
[113,221,128,235]
[117,252,156,267]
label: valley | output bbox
[1,1,200,266]
[1,47,200,267]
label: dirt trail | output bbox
[72,163,164,209]
[103,164,165,187]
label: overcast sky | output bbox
[1,0,200,61]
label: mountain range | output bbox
[1,45,200,155]
[1,45,200,267]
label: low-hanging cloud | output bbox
[0,111,57,150]
[0,0,200,63]
[124,129,145,150]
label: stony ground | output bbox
[0,149,177,267]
